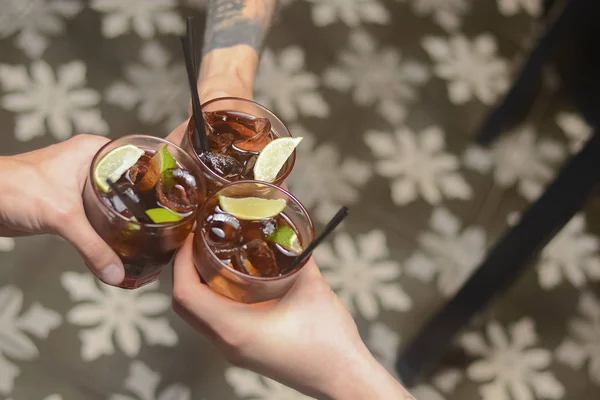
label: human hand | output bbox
[172,235,410,400]
[0,135,125,285]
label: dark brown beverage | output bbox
[199,110,275,181]
[192,181,315,303]
[181,97,296,194]
[202,195,301,278]
[83,135,205,289]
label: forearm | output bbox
[325,345,414,400]
[0,156,35,237]
[200,0,278,86]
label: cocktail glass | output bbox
[83,135,206,289]
[193,180,314,303]
[181,97,296,195]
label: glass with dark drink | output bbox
[181,97,302,194]
[83,135,206,289]
[193,180,315,303]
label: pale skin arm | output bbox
[171,2,414,398]
[172,237,414,400]
[200,0,278,91]
[169,0,278,144]
[0,135,125,286]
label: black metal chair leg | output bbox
[396,132,600,387]
[476,0,582,146]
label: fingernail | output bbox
[100,264,124,285]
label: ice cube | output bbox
[206,213,241,244]
[250,117,271,136]
[203,110,228,125]
[106,182,139,219]
[208,131,235,151]
[205,213,242,263]
[238,239,279,277]
[227,121,257,138]
[242,155,257,176]
[156,168,198,213]
[200,152,243,179]
[131,153,162,191]
[126,154,152,185]
[209,244,239,265]
[241,218,278,241]
[231,117,272,153]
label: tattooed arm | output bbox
[197,0,278,101]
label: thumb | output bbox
[57,214,125,286]
[172,235,241,335]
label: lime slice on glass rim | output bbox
[219,196,287,220]
[253,137,303,183]
[267,225,302,254]
[94,144,145,193]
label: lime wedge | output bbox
[94,144,145,193]
[145,208,183,223]
[219,196,286,220]
[136,145,178,191]
[267,226,302,254]
[254,137,303,183]
[158,145,177,169]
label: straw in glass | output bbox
[181,19,209,153]
[106,179,153,224]
[281,206,349,274]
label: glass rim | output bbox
[199,179,316,282]
[88,134,203,229]
[185,96,296,186]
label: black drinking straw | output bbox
[186,17,197,79]
[106,179,152,224]
[282,206,349,274]
[181,21,209,153]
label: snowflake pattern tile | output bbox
[536,214,600,290]
[316,230,411,320]
[0,1,597,398]
[225,367,313,400]
[408,0,470,32]
[422,33,510,105]
[365,125,472,205]
[287,125,372,224]
[555,291,600,386]
[255,47,330,121]
[105,41,188,130]
[0,0,82,58]
[460,317,565,400]
[497,0,542,16]
[323,30,429,124]
[0,238,15,252]
[91,0,184,39]
[109,360,191,400]
[0,285,62,394]
[0,60,108,141]
[405,207,486,297]
[306,0,390,27]
[555,111,593,154]
[463,125,565,201]
[61,272,178,361]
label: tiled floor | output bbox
[1,1,599,399]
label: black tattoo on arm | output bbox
[202,0,278,55]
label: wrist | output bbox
[0,156,34,233]
[199,46,257,93]
[323,344,409,400]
